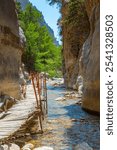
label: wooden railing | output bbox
[31,72,47,131]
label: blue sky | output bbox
[29,0,61,43]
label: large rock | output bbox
[74,142,93,150]
[22,143,34,150]
[0,0,22,99]
[81,0,100,113]
[77,76,83,97]
[1,143,20,150]
[34,146,53,150]
[0,145,4,150]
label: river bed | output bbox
[28,84,100,150]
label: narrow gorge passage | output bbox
[0,0,100,149]
[27,82,100,150]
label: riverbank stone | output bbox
[1,143,20,150]
[55,97,66,101]
[22,143,34,150]
[34,146,53,150]
[74,142,93,150]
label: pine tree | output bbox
[16,2,62,77]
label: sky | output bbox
[29,0,61,43]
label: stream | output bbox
[28,83,100,150]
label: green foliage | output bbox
[65,0,86,25]
[16,2,62,77]
[46,0,62,6]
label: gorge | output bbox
[0,0,100,149]
[0,0,100,113]
[61,0,100,113]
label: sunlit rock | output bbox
[34,146,53,150]
[81,0,100,113]
[0,0,22,99]
[62,0,100,113]
[74,142,93,150]
[1,143,20,150]
[22,143,34,150]
[62,0,90,88]
[55,97,66,101]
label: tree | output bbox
[16,2,62,77]
[46,0,62,6]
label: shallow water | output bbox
[29,85,100,150]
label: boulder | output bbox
[64,91,79,98]
[22,143,34,150]
[55,97,66,101]
[34,146,53,150]
[0,145,4,150]
[1,143,20,150]
[74,142,93,150]
[9,143,20,150]
[0,94,17,112]
[1,144,8,150]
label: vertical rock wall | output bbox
[81,0,100,113]
[62,0,100,113]
[0,0,22,99]
[61,0,90,88]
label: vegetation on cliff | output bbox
[46,0,61,6]
[16,2,62,77]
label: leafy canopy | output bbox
[16,2,62,77]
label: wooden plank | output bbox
[0,76,46,142]
[0,85,37,141]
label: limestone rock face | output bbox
[62,0,100,113]
[81,0,100,113]
[0,0,22,99]
[61,0,90,88]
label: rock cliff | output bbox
[62,0,100,113]
[0,0,22,99]
[81,0,100,113]
[61,0,90,88]
[16,0,59,46]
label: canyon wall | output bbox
[0,0,22,99]
[81,0,100,113]
[62,0,90,88]
[62,0,100,113]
